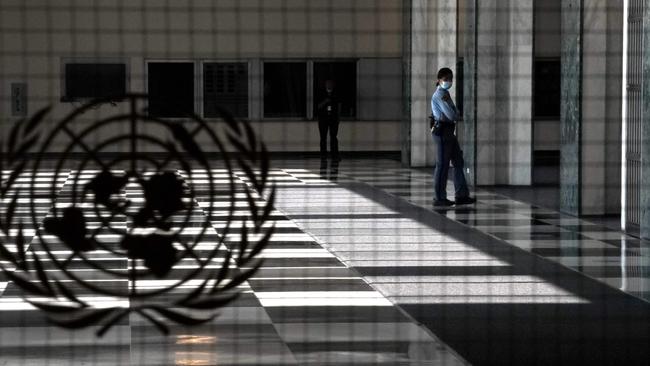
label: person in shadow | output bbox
[317,79,342,162]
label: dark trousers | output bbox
[318,117,339,159]
[432,129,470,201]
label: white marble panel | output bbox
[410,0,434,167]
[581,0,609,214]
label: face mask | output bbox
[440,81,453,90]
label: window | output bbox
[263,62,306,118]
[203,62,248,118]
[147,62,194,118]
[313,61,356,118]
[534,59,561,118]
[63,63,126,102]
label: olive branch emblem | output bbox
[0,94,275,336]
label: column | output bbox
[507,0,534,185]
[401,0,412,166]
[409,0,432,167]
[561,0,623,216]
[409,0,457,167]
[459,0,477,187]
[641,0,650,238]
[581,0,609,214]
[474,0,498,184]
[560,0,583,215]
[475,0,533,186]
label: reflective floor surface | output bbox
[0,164,465,366]
[2,158,650,365]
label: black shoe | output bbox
[433,199,455,207]
[455,196,476,205]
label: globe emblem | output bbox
[0,94,275,335]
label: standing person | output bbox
[317,79,341,162]
[431,67,476,207]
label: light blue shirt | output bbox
[431,86,459,124]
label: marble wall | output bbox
[0,0,405,153]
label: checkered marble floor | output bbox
[4,159,650,365]
[288,160,650,304]
[0,168,465,365]
[248,158,650,365]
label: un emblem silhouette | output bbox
[0,94,275,336]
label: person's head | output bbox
[325,79,335,93]
[436,68,454,90]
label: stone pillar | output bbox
[507,0,533,185]
[474,0,498,185]
[560,0,583,215]
[402,0,412,166]
[474,0,533,186]
[561,0,623,216]
[409,0,433,167]
[415,0,532,182]
[460,0,477,186]
[605,2,623,215]
[642,0,650,238]
[435,0,458,101]
[409,0,457,167]
[431,0,458,167]
[581,0,609,214]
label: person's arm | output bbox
[449,95,460,116]
[317,97,330,110]
[438,93,458,122]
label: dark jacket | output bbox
[317,92,341,119]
